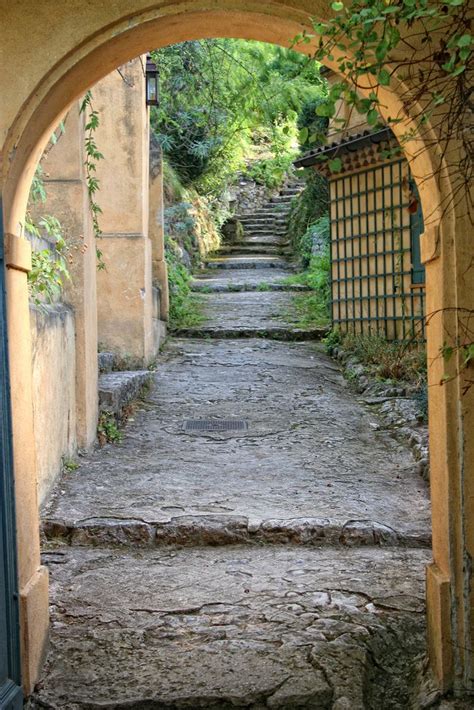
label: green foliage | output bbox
[323,327,342,352]
[27,215,71,307]
[245,152,297,188]
[62,457,80,473]
[297,96,329,151]
[80,91,106,270]
[300,0,472,181]
[284,245,331,328]
[97,411,122,445]
[165,236,204,330]
[151,40,325,195]
[338,332,427,384]
[287,174,329,265]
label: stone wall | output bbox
[30,304,77,506]
[228,176,279,215]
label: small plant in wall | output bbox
[80,90,106,270]
[97,411,123,446]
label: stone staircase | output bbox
[236,181,304,247]
[176,180,327,339]
[32,176,433,708]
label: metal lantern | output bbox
[145,54,159,106]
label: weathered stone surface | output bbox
[205,255,291,270]
[331,345,430,481]
[98,370,152,416]
[221,216,244,243]
[43,339,431,546]
[97,351,115,374]
[192,269,309,292]
[175,291,327,340]
[30,545,430,709]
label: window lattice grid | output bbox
[330,161,425,340]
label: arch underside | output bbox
[1,3,442,233]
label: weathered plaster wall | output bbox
[94,58,165,365]
[30,305,77,507]
[38,108,99,451]
[149,141,169,321]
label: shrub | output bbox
[287,172,329,264]
[339,332,427,385]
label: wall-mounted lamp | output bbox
[146,54,159,106]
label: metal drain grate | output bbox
[183,419,249,433]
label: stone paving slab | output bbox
[43,340,431,544]
[175,292,326,340]
[191,268,303,292]
[30,545,432,709]
[205,256,291,269]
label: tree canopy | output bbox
[151,40,326,194]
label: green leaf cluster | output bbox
[302,0,472,154]
[151,40,326,195]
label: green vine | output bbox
[25,165,73,307]
[80,90,106,270]
[293,0,472,189]
[27,215,72,307]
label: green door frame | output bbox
[0,197,22,709]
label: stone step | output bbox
[205,257,289,270]
[238,216,286,224]
[279,187,303,196]
[243,228,287,235]
[172,325,328,341]
[239,222,288,230]
[270,195,296,204]
[98,370,152,419]
[42,513,429,548]
[256,203,292,212]
[252,204,291,211]
[33,544,430,709]
[216,245,282,255]
[239,211,290,218]
[244,236,289,245]
[191,280,310,293]
[243,222,287,228]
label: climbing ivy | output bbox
[80,91,106,270]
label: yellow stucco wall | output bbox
[30,305,77,507]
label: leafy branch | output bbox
[293,0,472,214]
[80,90,106,270]
[27,216,72,307]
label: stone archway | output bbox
[0,0,472,696]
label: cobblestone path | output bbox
[33,193,435,709]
